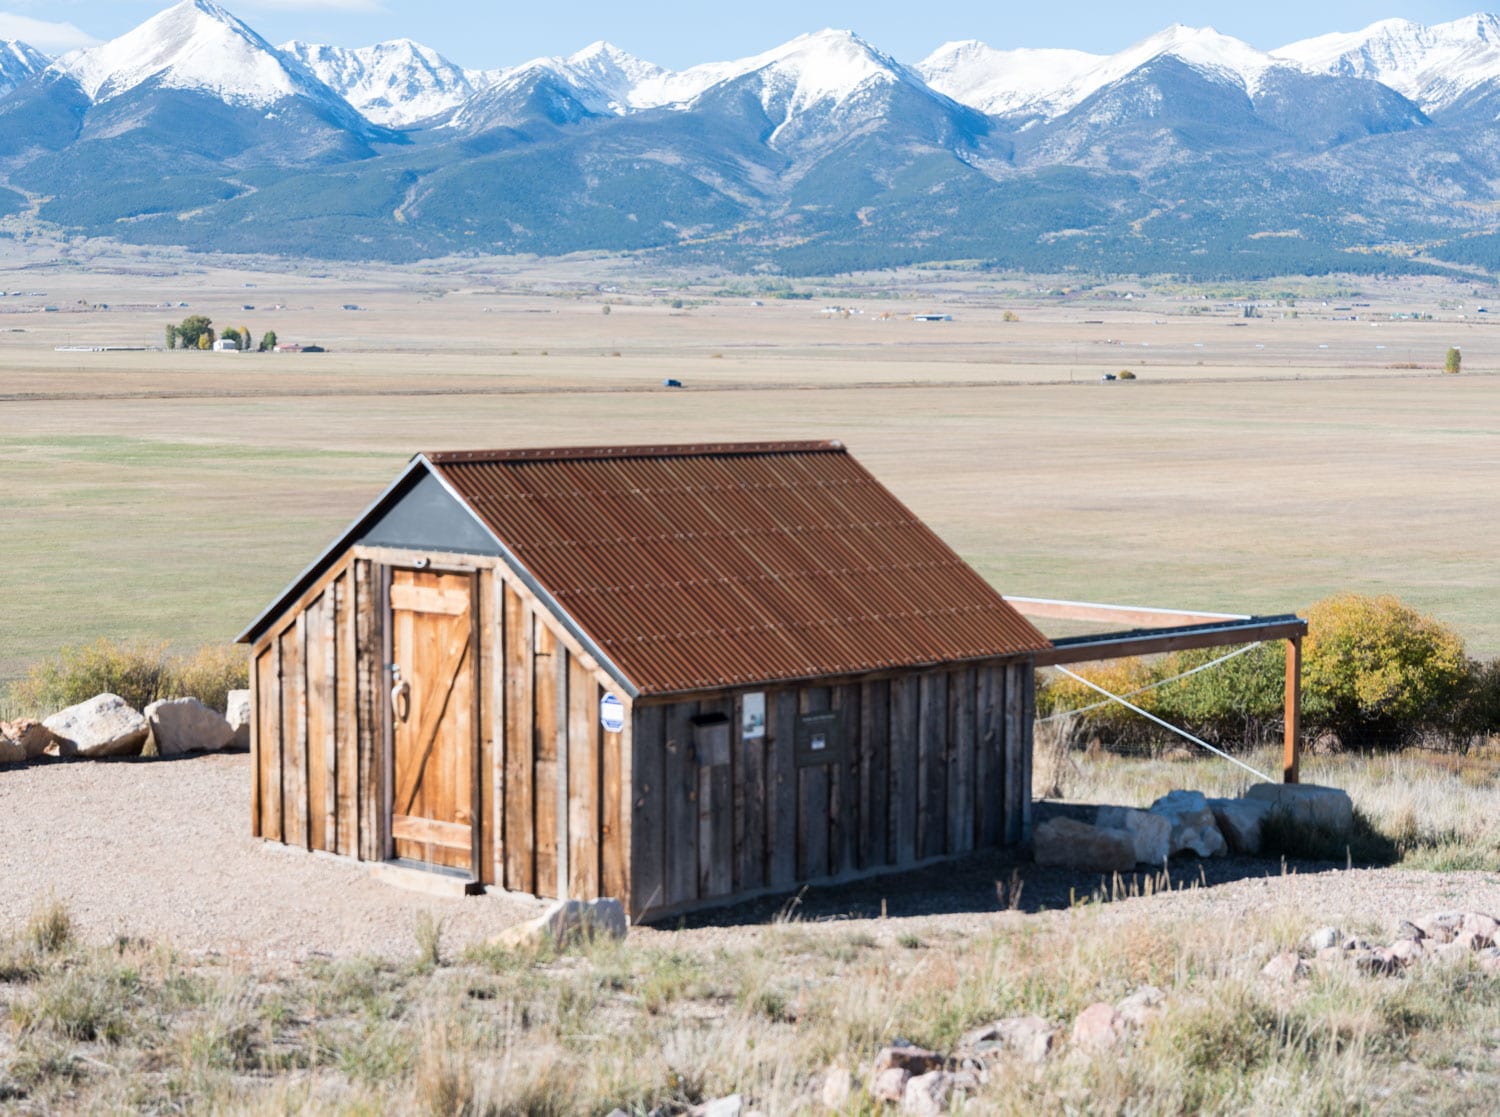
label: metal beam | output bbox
[1284,636,1302,785]
[1006,596,1249,628]
[1034,615,1308,667]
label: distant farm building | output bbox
[212,338,240,352]
[911,313,952,322]
[239,441,1052,920]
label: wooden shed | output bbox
[237,441,1052,921]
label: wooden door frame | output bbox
[379,558,484,881]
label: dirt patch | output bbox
[0,753,544,962]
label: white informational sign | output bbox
[599,693,625,733]
[742,692,766,740]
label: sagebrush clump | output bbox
[8,639,247,717]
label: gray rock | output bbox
[490,897,627,950]
[1391,920,1425,943]
[1095,806,1172,865]
[1033,817,1137,873]
[1461,912,1500,940]
[225,689,252,750]
[872,1068,910,1103]
[690,1096,742,1117]
[1389,938,1425,966]
[1071,1002,1123,1050]
[1244,783,1353,835]
[145,697,235,757]
[1260,951,1310,982]
[1,718,57,760]
[901,1072,953,1116]
[1307,927,1344,951]
[1116,985,1166,1027]
[1148,790,1227,858]
[1208,797,1274,855]
[43,693,148,758]
[960,1015,1055,1063]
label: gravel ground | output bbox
[4,754,1498,961]
[0,753,546,962]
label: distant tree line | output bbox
[164,315,277,352]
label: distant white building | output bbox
[212,338,240,352]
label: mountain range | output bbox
[5,0,1500,276]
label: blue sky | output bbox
[1,1,1494,68]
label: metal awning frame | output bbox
[1009,597,1308,784]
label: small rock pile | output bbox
[817,986,1165,1114]
[1034,784,1354,871]
[0,689,252,767]
[1261,911,1500,981]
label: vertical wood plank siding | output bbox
[249,547,1034,924]
[630,661,1033,921]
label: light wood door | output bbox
[388,569,478,873]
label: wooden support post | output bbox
[1284,636,1302,785]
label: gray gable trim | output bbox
[360,470,502,557]
[236,456,642,700]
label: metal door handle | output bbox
[391,679,411,723]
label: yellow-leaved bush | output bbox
[1303,593,1470,750]
[1038,593,1488,754]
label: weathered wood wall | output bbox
[251,553,374,858]
[252,548,1032,921]
[627,661,1033,922]
[251,549,631,902]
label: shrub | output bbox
[1117,369,1137,380]
[12,639,248,716]
[1038,593,1478,755]
[1303,594,1470,750]
[1445,346,1462,374]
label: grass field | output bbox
[2,254,1499,688]
[3,747,1500,1115]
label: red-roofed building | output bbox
[239,442,1051,920]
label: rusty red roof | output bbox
[425,441,1049,696]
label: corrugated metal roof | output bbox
[426,441,1050,696]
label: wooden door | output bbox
[388,568,478,873]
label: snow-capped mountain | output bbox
[636,29,920,114]
[449,40,664,130]
[923,25,1297,121]
[50,0,348,111]
[556,41,665,112]
[9,0,1500,278]
[1275,14,1500,112]
[0,0,388,169]
[281,38,478,127]
[0,40,47,97]
[915,41,1099,118]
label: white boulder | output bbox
[1244,783,1353,835]
[1033,816,1137,873]
[1095,806,1172,865]
[1208,797,1275,855]
[491,897,627,950]
[1,718,57,760]
[1149,790,1227,858]
[43,693,148,758]
[145,697,235,756]
[225,689,252,750]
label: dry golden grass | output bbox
[3,867,1499,1115]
